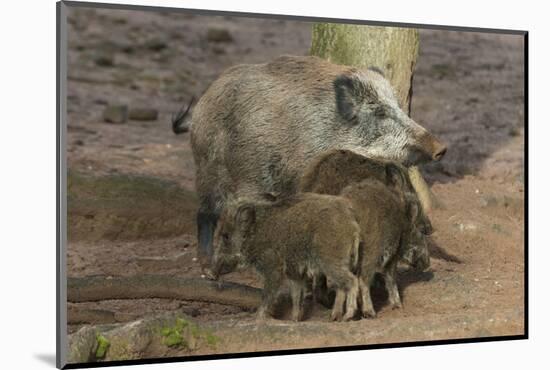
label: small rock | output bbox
[94,55,114,67]
[480,195,499,208]
[502,195,524,213]
[74,139,85,146]
[121,44,135,54]
[144,39,167,52]
[491,223,505,234]
[94,98,108,105]
[103,105,128,124]
[453,222,478,232]
[128,108,159,121]
[508,126,521,137]
[207,28,233,43]
[212,46,226,55]
[113,17,127,25]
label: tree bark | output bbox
[310,23,438,211]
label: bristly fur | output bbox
[190,55,445,264]
[212,192,362,321]
[172,96,195,134]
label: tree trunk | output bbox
[310,23,438,211]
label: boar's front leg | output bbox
[196,201,219,269]
[383,258,402,309]
[288,279,306,321]
[257,269,285,321]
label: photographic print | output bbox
[58,1,526,367]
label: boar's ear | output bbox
[405,197,420,223]
[385,164,406,190]
[334,74,363,123]
[235,205,256,232]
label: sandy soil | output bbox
[65,7,525,360]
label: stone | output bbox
[67,326,98,363]
[94,55,114,67]
[128,108,159,121]
[480,195,499,208]
[144,39,167,52]
[103,105,128,124]
[508,126,521,137]
[212,46,226,55]
[206,28,233,43]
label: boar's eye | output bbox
[374,106,387,118]
[222,232,230,243]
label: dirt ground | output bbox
[65,6,525,361]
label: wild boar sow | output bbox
[187,55,446,265]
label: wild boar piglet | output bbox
[211,193,362,322]
[340,179,430,318]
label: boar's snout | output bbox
[414,129,447,163]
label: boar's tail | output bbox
[171,96,195,135]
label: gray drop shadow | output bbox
[34,353,57,367]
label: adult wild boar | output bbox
[179,55,446,266]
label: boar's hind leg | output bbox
[289,279,306,321]
[343,276,359,321]
[257,270,284,321]
[196,202,219,267]
[359,277,376,318]
[383,258,402,309]
[327,269,359,321]
[313,274,333,308]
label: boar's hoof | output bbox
[202,267,217,281]
[256,306,271,321]
[330,310,344,322]
[290,309,305,322]
[387,296,403,310]
[362,309,377,319]
[390,301,403,310]
[342,311,357,322]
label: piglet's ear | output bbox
[334,74,363,123]
[385,164,406,190]
[236,205,255,233]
